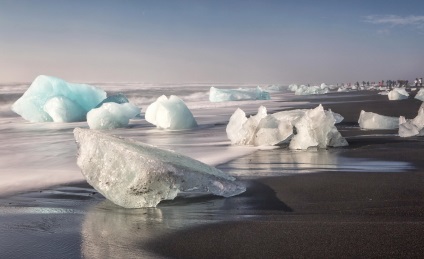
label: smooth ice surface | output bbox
[209,86,270,102]
[11,75,106,122]
[358,110,399,129]
[415,88,424,102]
[73,128,246,208]
[388,88,409,100]
[226,104,347,149]
[145,95,197,130]
[87,102,140,130]
[95,93,129,108]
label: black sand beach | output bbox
[1,90,424,258]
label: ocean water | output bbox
[0,82,411,197]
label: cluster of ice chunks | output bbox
[226,104,347,150]
[73,128,246,208]
[399,103,424,137]
[145,95,197,130]
[388,88,409,100]
[358,110,399,130]
[209,86,270,102]
[12,75,106,122]
[415,89,424,102]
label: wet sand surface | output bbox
[1,90,424,258]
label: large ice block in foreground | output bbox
[209,86,270,102]
[87,102,140,130]
[388,88,409,100]
[12,75,106,122]
[74,128,245,208]
[226,105,347,149]
[145,95,197,130]
[358,110,399,129]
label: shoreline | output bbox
[1,90,424,258]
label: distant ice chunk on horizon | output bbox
[11,75,106,122]
[288,83,330,95]
[358,110,399,130]
[226,104,347,149]
[87,102,140,130]
[145,95,198,130]
[73,128,245,208]
[388,88,409,100]
[209,86,270,102]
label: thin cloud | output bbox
[364,15,424,29]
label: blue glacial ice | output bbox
[209,86,270,102]
[226,104,347,149]
[145,95,198,130]
[95,93,129,108]
[87,102,140,130]
[12,75,106,122]
[73,128,245,208]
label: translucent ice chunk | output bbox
[209,86,270,102]
[73,128,245,208]
[415,88,424,102]
[388,88,409,100]
[11,75,106,122]
[358,110,399,129]
[398,106,424,137]
[145,95,197,130]
[87,102,140,130]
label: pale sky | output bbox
[1,0,423,84]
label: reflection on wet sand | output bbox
[219,148,412,177]
[81,180,291,259]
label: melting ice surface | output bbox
[74,128,246,208]
[11,75,106,122]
